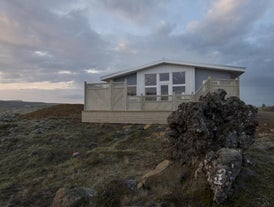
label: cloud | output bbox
[58,70,76,75]
[186,0,270,45]
[85,69,101,74]
[97,0,166,24]
[156,21,175,36]
[0,0,273,105]
[112,40,138,54]
[0,0,112,84]
[34,51,52,57]
[0,81,76,90]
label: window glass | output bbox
[127,86,136,96]
[173,86,185,94]
[160,73,169,81]
[127,73,137,85]
[145,87,156,95]
[145,87,156,101]
[145,74,156,86]
[161,85,168,95]
[172,72,185,84]
[161,85,168,100]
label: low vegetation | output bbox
[0,102,273,206]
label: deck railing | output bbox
[84,78,239,111]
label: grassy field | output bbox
[0,102,273,206]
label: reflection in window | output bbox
[161,85,168,100]
[127,73,137,85]
[160,73,169,81]
[145,87,156,101]
[172,72,185,84]
[173,86,185,95]
[127,86,136,96]
[145,74,156,86]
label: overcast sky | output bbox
[0,0,273,105]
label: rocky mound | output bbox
[22,104,83,119]
[167,89,258,204]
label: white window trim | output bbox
[143,71,187,97]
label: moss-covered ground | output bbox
[0,104,273,206]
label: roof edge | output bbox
[101,59,245,81]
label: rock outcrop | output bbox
[167,89,258,204]
[51,187,96,207]
[137,160,174,189]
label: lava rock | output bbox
[51,187,96,207]
[167,89,258,204]
[202,148,243,204]
[167,89,258,166]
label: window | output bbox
[127,86,136,96]
[145,74,156,86]
[161,85,169,100]
[160,73,169,81]
[172,72,185,84]
[127,74,137,85]
[145,87,156,101]
[172,72,186,96]
[145,87,156,95]
[173,86,185,95]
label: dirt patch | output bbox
[22,104,83,120]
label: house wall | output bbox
[195,68,232,91]
[136,64,195,95]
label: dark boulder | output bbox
[167,89,258,204]
[167,89,258,166]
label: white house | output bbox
[82,60,245,124]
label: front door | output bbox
[160,84,169,100]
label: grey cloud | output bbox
[97,0,166,24]
[186,0,271,46]
[0,0,112,84]
[156,21,175,36]
[0,0,273,106]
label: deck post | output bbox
[172,92,176,111]
[208,76,212,93]
[236,78,240,97]
[141,94,144,110]
[124,79,128,111]
[110,80,113,111]
[84,81,87,110]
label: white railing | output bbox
[84,78,239,111]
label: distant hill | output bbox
[0,100,57,113]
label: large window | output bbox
[173,86,185,94]
[145,87,156,101]
[143,71,187,100]
[145,74,157,101]
[159,73,169,81]
[172,72,185,84]
[126,73,137,96]
[145,74,156,86]
[172,72,186,95]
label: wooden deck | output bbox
[82,111,171,124]
[82,78,239,124]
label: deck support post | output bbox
[110,80,113,111]
[124,80,128,111]
[84,81,87,110]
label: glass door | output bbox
[160,85,169,100]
